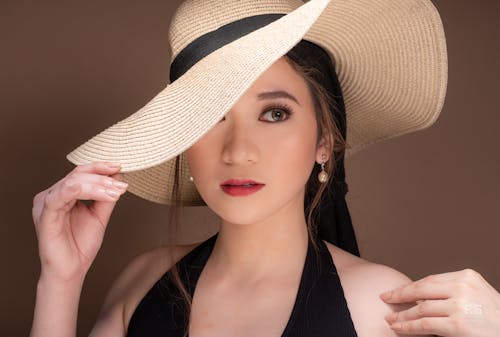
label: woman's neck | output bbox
[209,196,309,285]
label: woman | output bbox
[30,0,500,336]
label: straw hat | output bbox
[66,0,448,206]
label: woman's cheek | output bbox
[267,131,316,186]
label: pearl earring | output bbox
[317,154,328,183]
[189,176,194,182]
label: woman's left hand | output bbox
[380,268,500,337]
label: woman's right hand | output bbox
[32,161,128,284]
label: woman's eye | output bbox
[260,107,291,122]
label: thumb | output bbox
[90,199,119,227]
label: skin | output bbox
[29,56,500,337]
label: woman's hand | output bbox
[32,161,128,284]
[380,269,500,337]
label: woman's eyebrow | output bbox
[257,90,301,106]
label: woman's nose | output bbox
[221,119,260,165]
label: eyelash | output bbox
[218,103,294,123]
[260,103,293,123]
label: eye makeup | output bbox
[259,102,294,122]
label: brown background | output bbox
[1,1,499,336]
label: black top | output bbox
[127,233,358,337]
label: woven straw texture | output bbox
[66,0,447,206]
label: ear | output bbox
[315,132,334,164]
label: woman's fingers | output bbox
[66,171,128,201]
[71,161,122,175]
[388,317,453,336]
[386,299,451,323]
[381,269,491,304]
[380,277,454,304]
[387,300,488,336]
[45,172,124,212]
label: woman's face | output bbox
[186,57,329,226]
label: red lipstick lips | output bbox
[220,179,265,196]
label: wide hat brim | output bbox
[66,0,447,206]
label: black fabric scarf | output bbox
[169,14,360,257]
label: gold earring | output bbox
[317,154,328,183]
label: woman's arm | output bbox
[30,275,85,337]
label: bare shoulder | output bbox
[89,240,203,337]
[323,240,427,337]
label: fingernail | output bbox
[112,181,128,189]
[106,189,120,197]
[380,291,392,301]
[107,162,121,168]
[385,312,396,322]
[390,322,402,330]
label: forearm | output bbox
[29,274,85,337]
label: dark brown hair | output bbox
[164,40,346,336]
